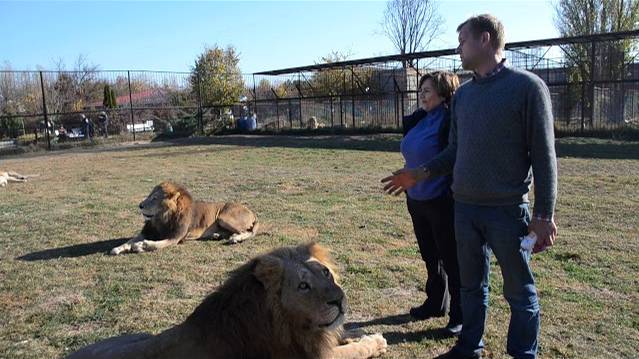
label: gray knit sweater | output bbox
[426,65,557,217]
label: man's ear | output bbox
[481,31,491,48]
[253,255,284,289]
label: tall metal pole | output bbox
[38,71,51,150]
[351,67,355,128]
[252,74,258,124]
[298,73,303,128]
[127,71,136,141]
[196,73,203,135]
[588,41,596,129]
[340,70,344,127]
[330,97,334,128]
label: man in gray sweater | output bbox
[382,14,557,359]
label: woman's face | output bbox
[419,79,445,112]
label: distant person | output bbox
[97,111,109,138]
[82,114,93,142]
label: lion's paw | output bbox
[360,333,387,357]
[131,241,147,253]
[110,244,130,255]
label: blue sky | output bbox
[0,1,558,74]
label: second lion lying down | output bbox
[111,181,258,255]
[68,242,387,359]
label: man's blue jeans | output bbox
[454,201,539,359]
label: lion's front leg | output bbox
[110,235,144,255]
[330,333,387,359]
[131,238,181,253]
[7,172,28,182]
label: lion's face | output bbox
[255,243,347,331]
[138,183,185,221]
[281,258,346,330]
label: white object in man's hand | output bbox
[529,217,557,253]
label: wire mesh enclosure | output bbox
[1,30,638,150]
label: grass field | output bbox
[1,135,638,358]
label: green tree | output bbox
[190,45,244,107]
[103,85,117,108]
[110,88,117,108]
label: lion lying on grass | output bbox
[0,171,37,188]
[68,242,388,359]
[110,181,258,255]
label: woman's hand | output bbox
[381,168,430,195]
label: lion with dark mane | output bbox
[68,243,387,359]
[111,181,258,255]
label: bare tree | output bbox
[382,0,443,67]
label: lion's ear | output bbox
[306,242,339,280]
[253,255,283,288]
[306,242,334,266]
[170,192,181,201]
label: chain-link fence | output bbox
[1,30,638,151]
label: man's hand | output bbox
[381,168,429,195]
[529,217,557,253]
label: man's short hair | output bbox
[457,14,505,51]
[418,71,460,105]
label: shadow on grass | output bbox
[155,134,402,153]
[345,314,456,344]
[16,238,129,261]
[123,135,639,159]
[382,328,454,345]
[4,134,402,161]
[345,313,413,328]
[556,139,639,160]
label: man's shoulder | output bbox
[453,78,474,98]
[504,66,547,89]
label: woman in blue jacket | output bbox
[397,71,462,335]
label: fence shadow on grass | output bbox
[555,139,639,160]
[156,134,402,153]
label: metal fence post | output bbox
[196,73,203,135]
[288,99,292,128]
[298,73,302,127]
[589,41,596,129]
[38,71,51,150]
[252,74,258,124]
[351,66,355,128]
[580,81,586,133]
[330,97,334,128]
[340,70,345,127]
[127,71,136,141]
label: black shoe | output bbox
[444,319,462,336]
[409,304,445,320]
[434,346,480,359]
